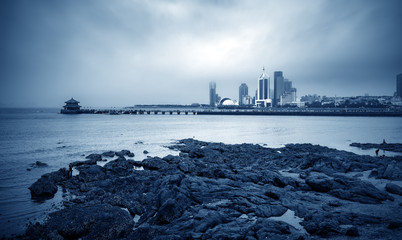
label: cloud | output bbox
[1,0,401,107]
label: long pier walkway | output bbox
[74,108,402,117]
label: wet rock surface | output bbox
[23,139,402,239]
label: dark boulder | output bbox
[85,153,102,162]
[72,156,99,166]
[115,150,132,157]
[305,172,333,192]
[34,161,48,167]
[141,157,169,171]
[388,221,402,229]
[152,197,185,225]
[29,176,58,198]
[345,226,359,236]
[385,183,402,195]
[188,148,205,158]
[305,172,393,203]
[102,151,115,157]
[76,165,106,182]
[381,161,402,180]
[103,157,133,176]
[28,168,69,198]
[163,155,181,164]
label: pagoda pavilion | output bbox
[61,98,81,114]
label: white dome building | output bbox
[218,98,238,109]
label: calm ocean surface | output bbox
[1,108,401,237]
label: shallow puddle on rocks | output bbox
[133,214,141,223]
[269,209,307,234]
[205,199,231,207]
[278,170,303,182]
[72,167,79,176]
[133,166,144,171]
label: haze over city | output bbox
[1,0,402,108]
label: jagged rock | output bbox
[305,172,333,192]
[381,161,402,180]
[23,139,402,239]
[305,172,393,203]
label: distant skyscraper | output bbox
[284,79,292,93]
[209,81,216,107]
[256,67,272,107]
[397,73,402,98]
[257,67,270,100]
[274,71,284,106]
[239,83,248,105]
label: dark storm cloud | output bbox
[0,0,401,107]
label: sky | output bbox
[1,0,402,107]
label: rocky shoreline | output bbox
[21,139,402,239]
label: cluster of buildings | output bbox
[209,67,301,108]
[299,73,402,108]
[209,70,402,109]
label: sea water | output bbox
[0,108,401,237]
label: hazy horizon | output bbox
[1,0,402,108]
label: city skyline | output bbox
[1,0,402,107]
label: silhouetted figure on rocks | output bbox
[68,164,73,178]
[375,149,380,156]
[383,139,387,144]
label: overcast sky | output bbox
[1,0,402,107]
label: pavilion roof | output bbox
[65,98,80,104]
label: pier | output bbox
[79,109,198,115]
[74,108,402,117]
